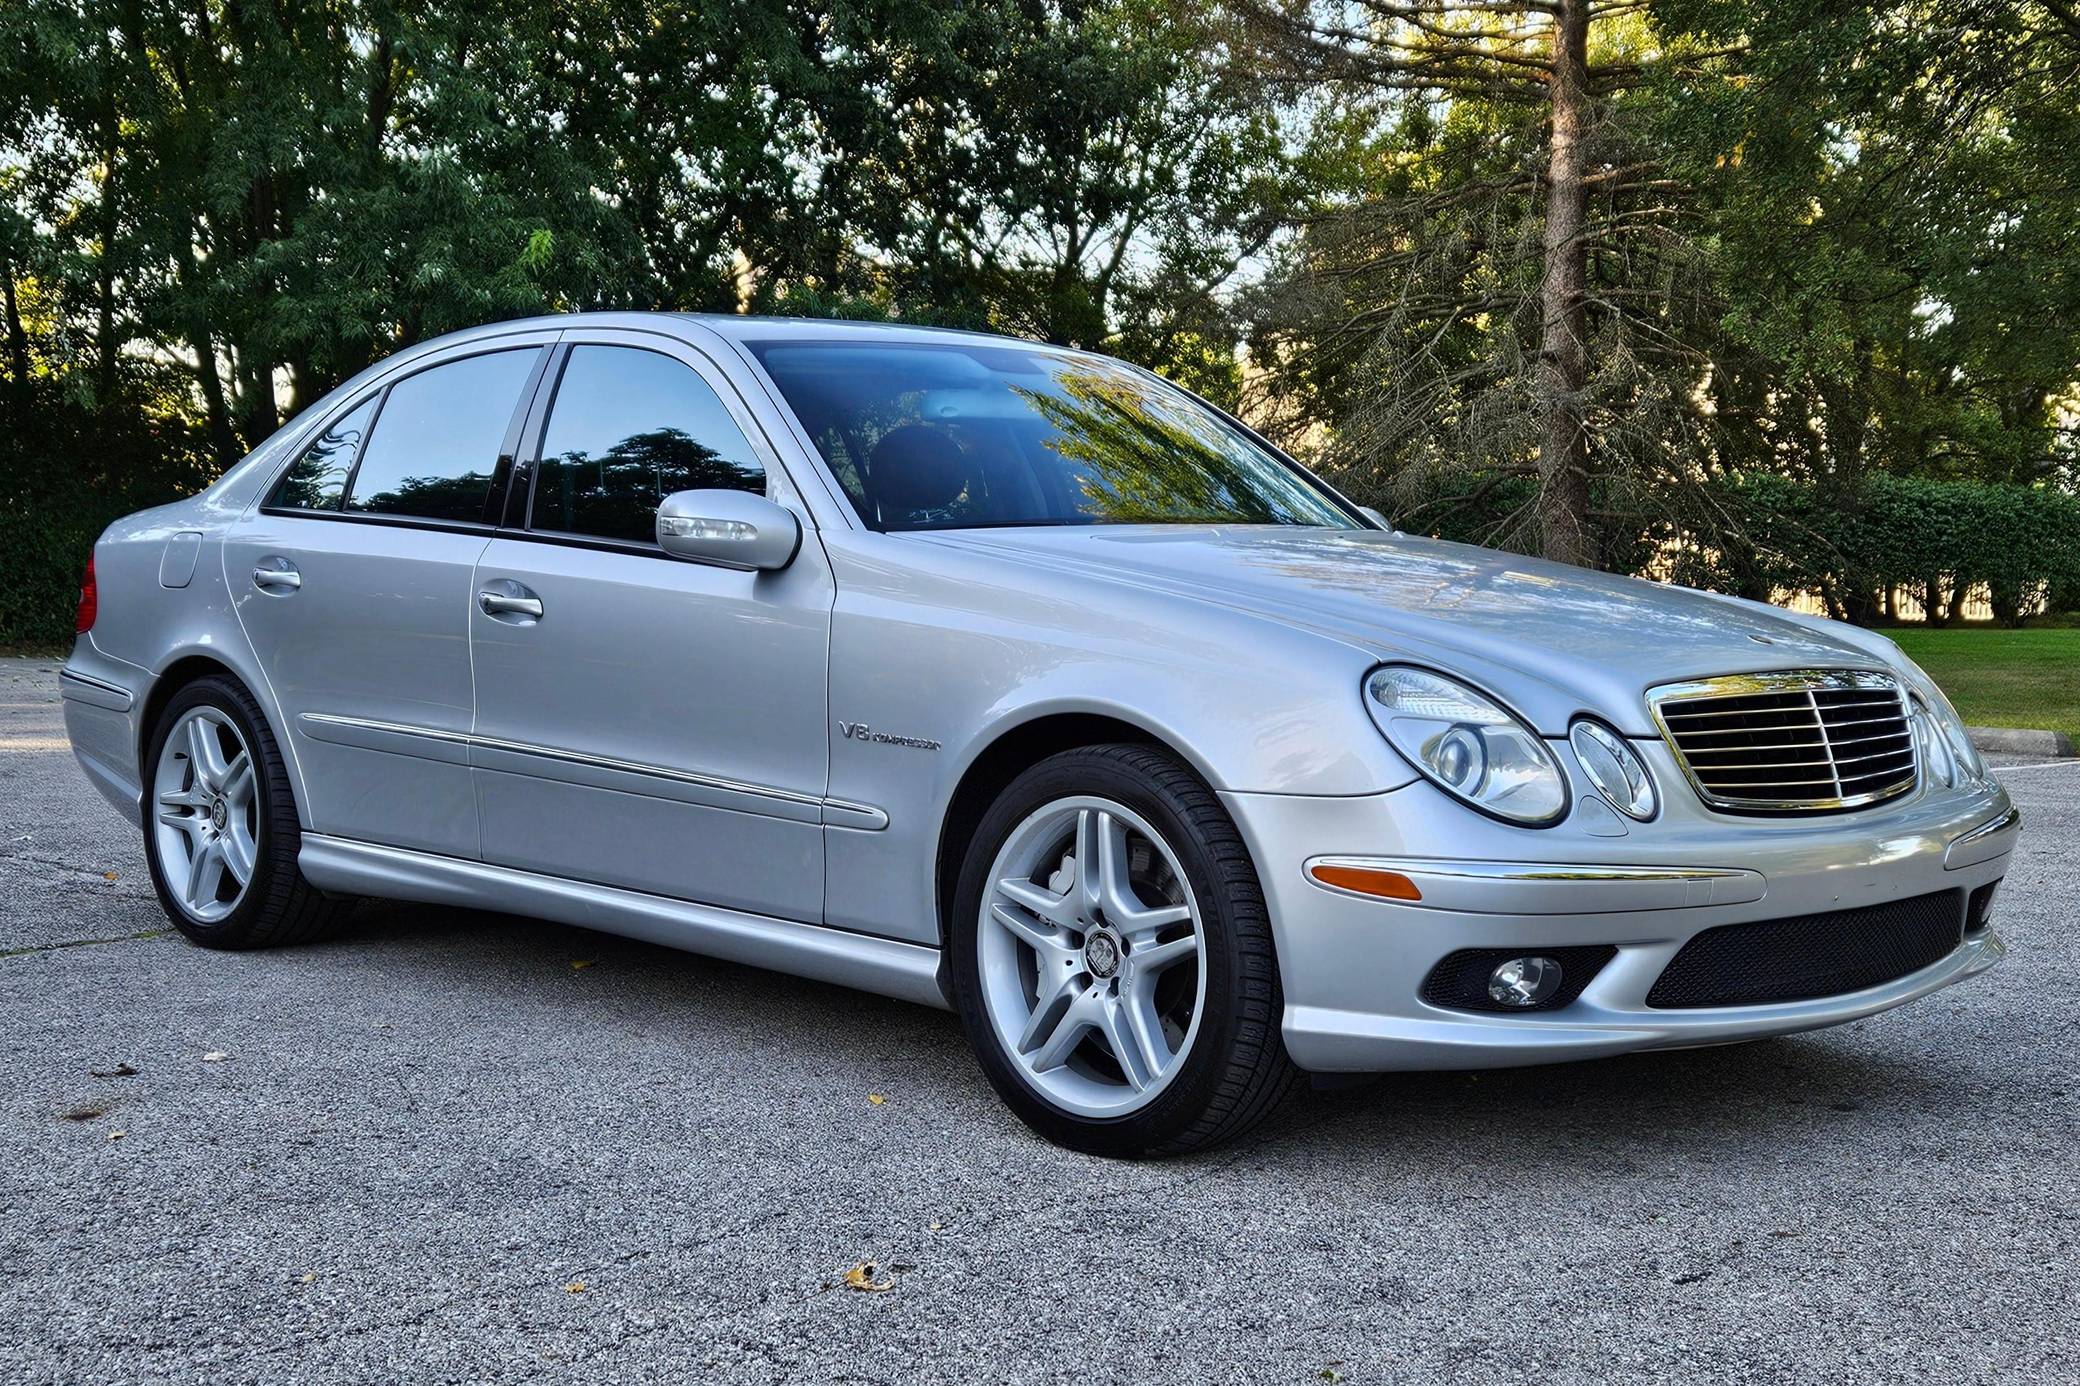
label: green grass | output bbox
[1886,626,2080,738]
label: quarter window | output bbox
[343,349,537,523]
[268,395,376,511]
[531,346,766,545]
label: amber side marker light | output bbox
[1308,862,1423,901]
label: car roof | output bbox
[410,309,1049,354]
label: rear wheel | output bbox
[142,676,346,948]
[950,744,1298,1156]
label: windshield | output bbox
[747,340,1359,532]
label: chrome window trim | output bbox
[1646,669,1918,814]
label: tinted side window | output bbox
[531,346,766,544]
[344,350,536,522]
[268,395,376,510]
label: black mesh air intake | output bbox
[1646,889,1964,1009]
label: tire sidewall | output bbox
[950,749,1264,1156]
[142,678,281,942]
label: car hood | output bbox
[913,525,1896,735]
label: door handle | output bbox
[252,561,301,592]
[479,589,544,619]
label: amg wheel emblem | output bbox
[838,721,941,751]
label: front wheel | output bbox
[950,744,1298,1157]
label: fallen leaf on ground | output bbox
[564,1281,587,1294]
[107,1129,126,1142]
[59,1100,111,1122]
[201,1051,229,1062]
[102,871,118,881]
[300,1273,316,1284]
[867,1093,886,1106]
[90,1063,138,1079]
[569,960,594,970]
[843,1262,895,1293]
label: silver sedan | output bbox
[61,313,2017,1155]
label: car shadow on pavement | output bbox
[331,897,1970,1169]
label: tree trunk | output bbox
[191,327,239,467]
[1,268,29,403]
[1535,0,1594,567]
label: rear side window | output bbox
[268,395,376,511]
[344,349,537,523]
[531,346,766,545]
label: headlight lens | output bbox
[1365,666,1567,825]
[1911,694,1957,788]
[1569,719,1658,820]
[1913,687,1983,785]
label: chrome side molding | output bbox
[58,669,135,712]
[296,711,888,829]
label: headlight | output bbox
[1910,695,1957,788]
[1364,666,1568,825]
[1569,719,1658,820]
[1912,688,1983,786]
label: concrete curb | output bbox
[1968,725,2077,758]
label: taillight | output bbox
[75,556,98,634]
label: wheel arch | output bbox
[932,708,1214,953]
[138,649,312,825]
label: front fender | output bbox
[817,531,1417,945]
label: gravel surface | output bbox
[2,655,2075,1384]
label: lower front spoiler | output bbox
[1283,928,2005,1072]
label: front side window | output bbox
[268,395,376,511]
[343,349,537,522]
[530,346,766,545]
[747,341,1357,532]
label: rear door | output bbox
[466,331,834,921]
[225,337,554,857]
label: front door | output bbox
[226,339,552,858]
[467,334,834,921]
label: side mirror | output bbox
[1358,505,1392,530]
[656,490,802,571]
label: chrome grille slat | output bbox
[1648,670,1917,814]
[1682,731,1909,760]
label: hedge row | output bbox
[1,396,213,649]
[1408,471,2079,626]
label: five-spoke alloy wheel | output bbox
[952,744,1298,1157]
[141,675,345,948]
[978,797,1207,1117]
[153,706,260,922]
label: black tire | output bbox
[141,674,348,949]
[949,744,1299,1157]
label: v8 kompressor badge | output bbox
[837,721,942,751]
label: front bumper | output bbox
[1224,751,2016,1073]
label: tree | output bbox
[1237,0,1736,564]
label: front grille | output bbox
[1419,945,1617,1014]
[1650,670,1916,813]
[1645,889,1963,1009]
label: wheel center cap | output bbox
[210,798,229,832]
[1084,929,1122,979]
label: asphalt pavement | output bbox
[2,655,2076,1384]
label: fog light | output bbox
[1487,956,1564,1008]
